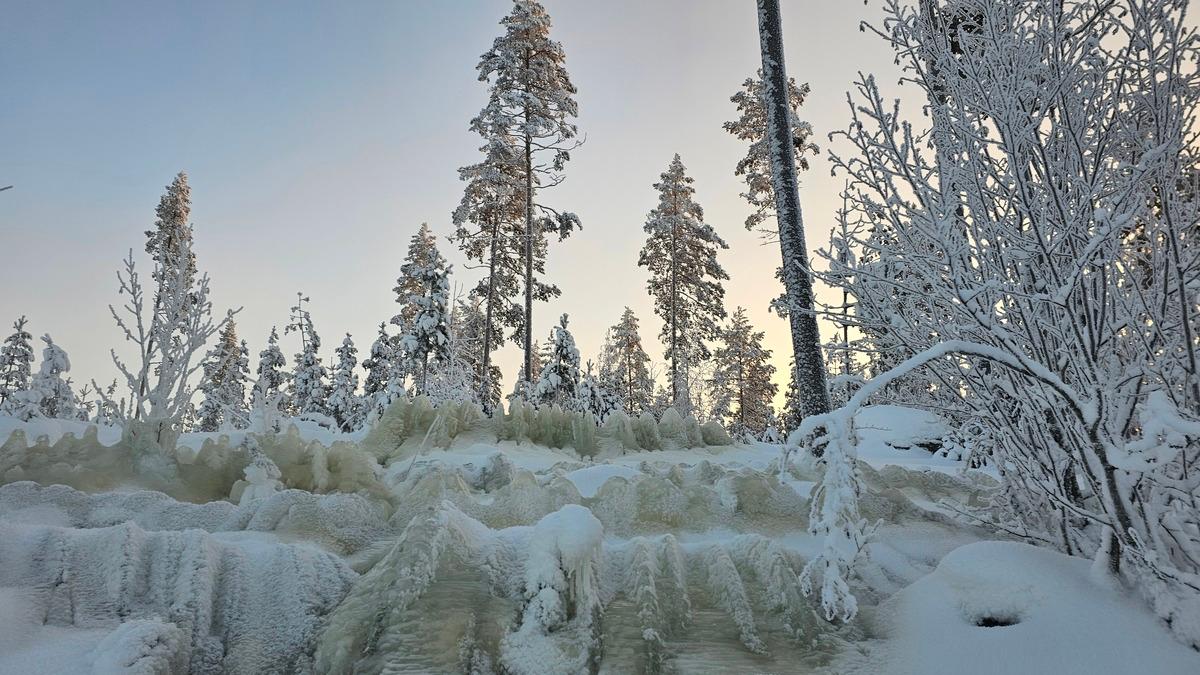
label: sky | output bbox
[0,0,907,406]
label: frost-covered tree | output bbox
[99,173,236,449]
[327,333,363,432]
[450,296,503,411]
[286,293,328,417]
[197,320,249,432]
[394,226,452,393]
[474,0,582,386]
[638,154,729,412]
[598,307,653,416]
[0,316,34,409]
[754,0,830,421]
[533,314,580,408]
[724,72,819,238]
[361,322,396,419]
[801,0,1200,637]
[21,334,76,420]
[710,308,778,438]
[253,326,289,411]
[577,361,621,421]
[453,127,528,406]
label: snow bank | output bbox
[863,541,1200,675]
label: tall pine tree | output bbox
[598,307,653,416]
[474,0,582,387]
[638,154,729,413]
[453,129,527,406]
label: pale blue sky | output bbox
[0,0,903,400]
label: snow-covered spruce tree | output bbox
[394,226,452,394]
[453,124,528,409]
[598,307,653,416]
[754,0,830,421]
[638,154,729,413]
[711,308,778,439]
[26,334,76,419]
[474,0,581,387]
[327,333,363,432]
[578,360,620,421]
[533,313,580,409]
[253,326,289,413]
[803,0,1200,639]
[196,320,249,431]
[820,190,869,408]
[360,322,396,420]
[99,173,235,450]
[286,293,328,417]
[0,315,34,410]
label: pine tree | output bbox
[474,0,582,386]
[0,316,35,409]
[328,333,363,432]
[533,313,580,408]
[254,326,289,411]
[710,308,778,438]
[453,128,528,407]
[598,307,653,416]
[724,71,819,237]
[286,293,328,417]
[145,172,197,310]
[754,0,830,421]
[197,320,247,431]
[394,226,452,394]
[361,322,395,419]
[638,154,729,413]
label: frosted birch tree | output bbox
[801,0,1200,642]
[98,173,236,450]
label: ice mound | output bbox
[0,518,355,674]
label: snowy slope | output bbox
[0,411,1193,673]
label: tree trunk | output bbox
[756,0,830,420]
[481,212,500,411]
[523,126,535,388]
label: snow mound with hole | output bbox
[860,540,1200,675]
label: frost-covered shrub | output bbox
[632,412,662,451]
[700,418,733,446]
[361,396,482,459]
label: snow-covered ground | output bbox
[1,407,1195,674]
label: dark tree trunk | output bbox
[756,0,830,420]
